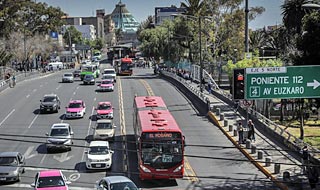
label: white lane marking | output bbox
[81,106,95,161]
[73,91,76,95]
[76,86,79,89]
[69,173,81,182]
[40,84,43,87]
[4,182,94,189]
[33,89,37,92]
[26,94,30,98]
[0,109,15,127]
[56,84,62,90]
[40,154,47,164]
[94,97,96,101]
[53,152,73,162]
[28,114,39,128]
[23,146,37,159]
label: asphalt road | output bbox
[0,62,277,189]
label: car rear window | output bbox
[37,176,65,188]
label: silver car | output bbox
[96,176,139,190]
[62,73,74,83]
[0,152,25,182]
[46,123,74,152]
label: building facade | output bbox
[155,6,186,26]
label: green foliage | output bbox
[0,0,65,38]
[223,56,284,78]
[63,26,83,46]
[0,49,13,67]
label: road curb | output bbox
[207,111,289,190]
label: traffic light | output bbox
[233,69,245,100]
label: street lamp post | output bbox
[198,16,203,93]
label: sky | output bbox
[38,0,285,30]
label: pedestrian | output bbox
[237,122,244,144]
[301,145,310,174]
[11,75,16,88]
[247,119,255,142]
[308,166,319,189]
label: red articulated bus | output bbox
[133,96,185,180]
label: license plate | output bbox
[95,164,101,167]
[47,109,51,111]
[0,177,6,181]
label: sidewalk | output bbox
[161,71,315,190]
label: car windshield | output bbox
[50,128,69,136]
[37,176,65,188]
[98,104,111,110]
[101,80,112,84]
[89,146,109,155]
[110,182,138,190]
[96,122,112,129]
[0,156,18,166]
[103,75,113,79]
[69,103,82,108]
[74,70,81,73]
[104,70,115,74]
[43,97,56,102]
[82,67,93,72]
[85,75,94,79]
[64,73,72,77]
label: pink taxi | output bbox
[30,170,70,190]
[96,102,114,119]
[97,79,114,92]
[65,100,86,119]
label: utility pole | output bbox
[199,16,203,93]
[245,0,249,52]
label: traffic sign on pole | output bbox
[245,66,320,99]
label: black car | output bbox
[40,94,61,113]
[83,74,95,85]
[73,70,81,78]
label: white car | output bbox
[93,119,116,140]
[103,68,116,82]
[85,141,113,170]
[62,72,74,83]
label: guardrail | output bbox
[161,70,320,163]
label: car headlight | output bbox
[105,158,110,161]
[88,158,94,162]
[64,139,71,144]
[140,165,151,173]
[12,170,18,175]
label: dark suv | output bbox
[40,94,61,113]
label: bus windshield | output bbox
[120,62,132,71]
[141,140,183,169]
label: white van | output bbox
[47,62,64,71]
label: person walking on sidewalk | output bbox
[307,166,319,189]
[247,119,255,142]
[237,122,244,144]
[301,145,310,174]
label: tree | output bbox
[180,0,207,16]
[63,26,83,48]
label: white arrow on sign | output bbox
[23,146,37,159]
[307,79,320,89]
[53,152,73,163]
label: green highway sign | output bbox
[245,66,320,100]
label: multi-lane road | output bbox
[0,62,276,189]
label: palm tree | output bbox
[281,0,309,34]
[180,0,207,16]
